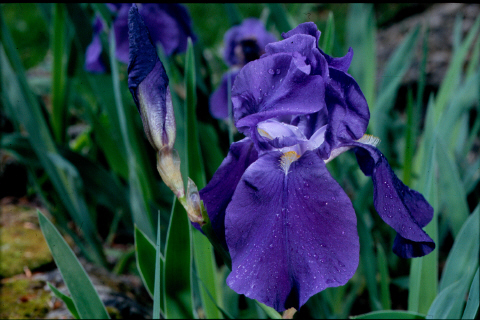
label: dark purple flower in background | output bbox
[209,18,276,120]
[85,3,196,73]
[200,22,435,312]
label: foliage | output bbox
[0,3,478,319]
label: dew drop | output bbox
[304,182,309,187]
[276,69,281,74]
[269,244,273,248]
[268,68,275,75]
[332,196,336,201]
[304,195,310,199]
[341,231,345,235]
[271,85,275,89]
[387,214,393,218]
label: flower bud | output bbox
[128,4,176,152]
[185,178,204,225]
[156,149,184,199]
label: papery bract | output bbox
[201,21,435,312]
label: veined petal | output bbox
[225,151,359,312]
[232,53,326,132]
[199,138,259,248]
[318,68,370,159]
[353,143,435,258]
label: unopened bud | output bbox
[156,149,184,198]
[186,178,204,225]
[128,4,176,152]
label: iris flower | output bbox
[200,22,435,312]
[85,3,196,73]
[209,18,276,119]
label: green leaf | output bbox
[462,268,479,319]
[224,3,242,26]
[435,138,469,237]
[408,94,439,315]
[153,213,163,319]
[350,310,426,319]
[376,244,391,310]
[347,3,376,110]
[434,15,480,122]
[255,301,282,319]
[164,198,193,319]
[321,11,335,55]
[373,25,420,147]
[134,225,163,300]
[267,3,294,33]
[184,37,222,319]
[438,205,479,291]
[51,3,69,144]
[37,210,110,319]
[48,282,80,319]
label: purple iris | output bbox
[209,18,276,119]
[85,3,196,73]
[200,22,435,312]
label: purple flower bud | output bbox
[127,4,175,152]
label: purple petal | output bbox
[224,18,276,66]
[128,4,161,104]
[128,4,174,151]
[281,22,321,44]
[318,68,370,159]
[232,53,326,133]
[85,17,107,73]
[354,144,435,258]
[199,138,259,248]
[113,4,131,64]
[140,4,196,55]
[264,34,329,76]
[209,70,239,120]
[320,47,354,73]
[225,151,359,312]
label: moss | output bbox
[0,277,51,319]
[0,205,53,278]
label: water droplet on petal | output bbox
[276,69,281,74]
[268,69,275,75]
[304,195,310,199]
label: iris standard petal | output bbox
[281,22,321,44]
[113,4,131,64]
[232,53,326,132]
[209,70,239,120]
[225,151,359,312]
[319,68,370,159]
[354,144,435,258]
[199,138,259,248]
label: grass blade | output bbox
[51,3,69,144]
[153,213,163,319]
[347,3,376,109]
[376,244,391,310]
[164,198,194,319]
[321,11,335,55]
[434,16,480,122]
[267,3,294,33]
[38,210,110,319]
[185,37,222,319]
